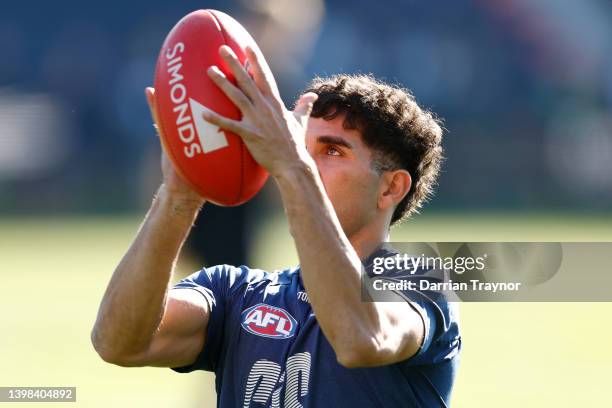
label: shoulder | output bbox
[176,264,298,293]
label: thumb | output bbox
[145,87,156,116]
[145,87,163,137]
[293,92,318,127]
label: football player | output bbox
[92,45,460,407]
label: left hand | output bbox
[200,45,318,178]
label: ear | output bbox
[378,169,412,213]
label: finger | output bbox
[208,65,254,114]
[293,92,318,127]
[200,105,255,140]
[245,46,282,104]
[218,45,264,106]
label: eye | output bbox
[326,146,342,156]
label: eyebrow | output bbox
[316,135,354,149]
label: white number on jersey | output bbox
[243,352,312,408]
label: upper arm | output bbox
[117,288,210,368]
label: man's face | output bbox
[305,115,382,237]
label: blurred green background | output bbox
[1,213,611,407]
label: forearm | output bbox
[275,165,379,359]
[91,184,202,360]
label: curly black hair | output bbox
[303,74,444,225]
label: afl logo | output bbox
[241,303,297,339]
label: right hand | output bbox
[145,87,205,205]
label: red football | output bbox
[154,10,269,206]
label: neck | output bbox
[347,217,390,260]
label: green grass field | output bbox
[1,213,611,407]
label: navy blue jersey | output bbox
[171,248,461,407]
